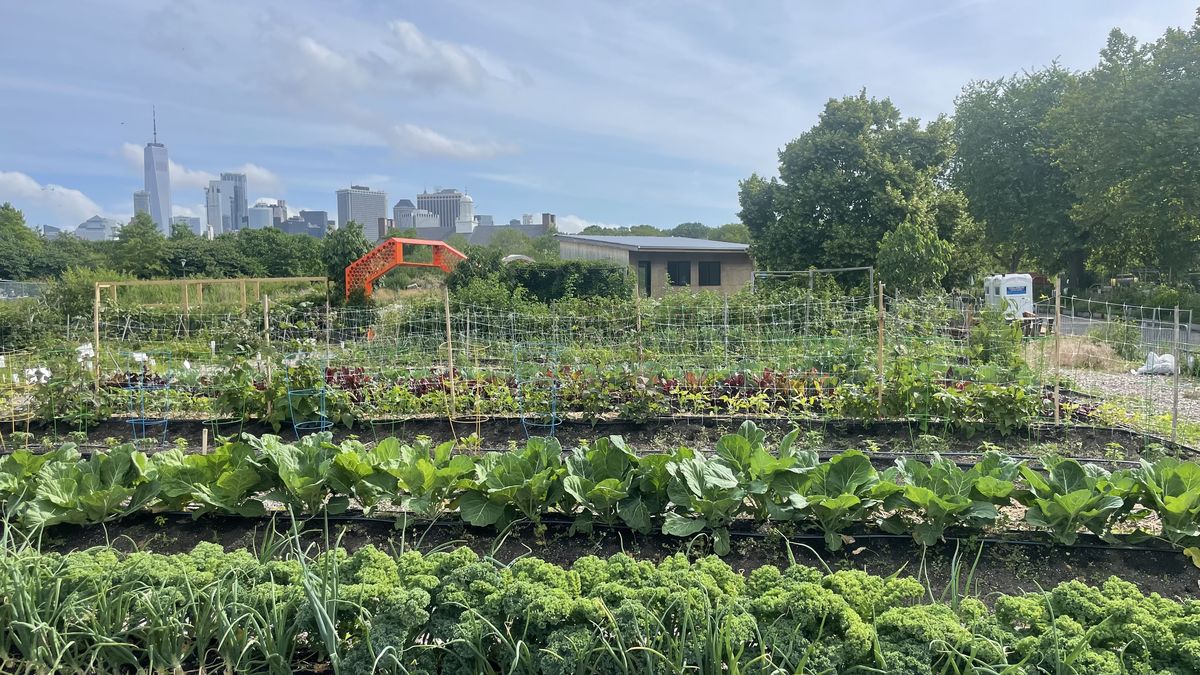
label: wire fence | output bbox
[3,291,1196,444]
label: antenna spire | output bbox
[152,106,157,144]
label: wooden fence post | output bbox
[1054,277,1061,425]
[1173,304,1181,444]
[877,282,885,418]
[93,283,102,394]
[444,286,456,418]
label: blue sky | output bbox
[1,1,1196,232]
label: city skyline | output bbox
[0,2,1196,233]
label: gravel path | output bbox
[1061,367,1200,423]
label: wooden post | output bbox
[93,283,102,394]
[1173,305,1181,444]
[635,289,644,377]
[263,295,272,418]
[443,286,456,417]
[195,283,203,309]
[240,279,247,312]
[182,281,190,337]
[877,282,885,418]
[1054,277,1062,425]
[201,427,209,455]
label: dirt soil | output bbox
[15,417,1193,462]
[28,513,1200,604]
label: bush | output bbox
[43,266,132,322]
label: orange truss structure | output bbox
[344,238,467,298]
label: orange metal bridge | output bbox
[344,237,467,298]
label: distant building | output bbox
[455,194,475,234]
[413,209,439,230]
[76,215,122,241]
[133,190,150,216]
[336,185,387,230]
[299,210,328,233]
[143,118,171,234]
[474,214,494,228]
[40,224,65,238]
[247,205,274,229]
[220,172,248,230]
[205,178,236,235]
[169,215,202,235]
[376,217,394,240]
[392,199,416,229]
[417,188,470,231]
[469,213,555,246]
[255,199,287,226]
[557,234,753,298]
[281,215,323,238]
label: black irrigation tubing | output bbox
[98,510,1182,555]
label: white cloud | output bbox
[0,171,105,225]
[120,145,283,194]
[386,20,489,90]
[237,163,283,195]
[556,214,627,234]
[384,123,517,160]
[120,142,216,190]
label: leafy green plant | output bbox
[20,443,159,527]
[881,451,1020,546]
[154,439,272,517]
[1132,457,1200,547]
[1016,456,1132,544]
[457,436,565,535]
[562,435,646,533]
[376,436,473,519]
[664,455,746,555]
[795,450,898,551]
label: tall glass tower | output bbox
[143,109,172,233]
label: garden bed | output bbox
[32,512,1200,601]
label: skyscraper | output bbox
[133,190,150,216]
[248,205,274,229]
[336,185,388,231]
[205,178,235,234]
[417,188,468,230]
[219,172,248,231]
[143,110,171,234]
[299,210,328,233]
[169,215,202,235]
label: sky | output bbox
[0,1,1196,233]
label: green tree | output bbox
[1048,17,1200,276]
[0,202,43,279]
[33,233,109,278]
[740,92,954,271]
[116,213,168,278]
[321,221,371,296]
[876,216,951,293]
[488,228,534,256]
[954,65,1083,278]
[670,222,710,239]
[710,222,751,244]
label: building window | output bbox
[667,261,691,286]
[698,261,721,287]
[637,261,651,297]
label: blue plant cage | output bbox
[121,351,171,443]
[285,351,333,439]
[513,341,563,439]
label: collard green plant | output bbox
[21,443,159,527]
[794,450,898,551]
[457,436,565,533]
[562,435,645,533]
[155,439,272,518]
[1132,457,1200,547]
[375,436,473,519]
[881,451,1021,546]
[664,455,746,555]
[1016,456,1132,545]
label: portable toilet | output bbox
[994,273,1034,318]
[983,275,1001,310]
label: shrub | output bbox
[1088,319,1142,361]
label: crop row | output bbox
[2,541,1198,674]
[3,422,1196,553]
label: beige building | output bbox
[556,234,753,297]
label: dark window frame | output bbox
[698,261,721,287]
[666,260,691,286]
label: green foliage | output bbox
[320,221,371,296]
[1087,319,1142,361]
[2,543,1194,674]
[0,202,43,280]
[876,216,952,293]
[741,91,956,272]
[116,213,169,278]
[1017,456,1132,545]
[881,451,1019,546]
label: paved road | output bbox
[1049,313,1200,349]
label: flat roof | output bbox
[556,234,749,252]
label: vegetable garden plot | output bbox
[6,424,1200,556]
[4,541,1200,674]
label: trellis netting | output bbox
[3,291,1193,444]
